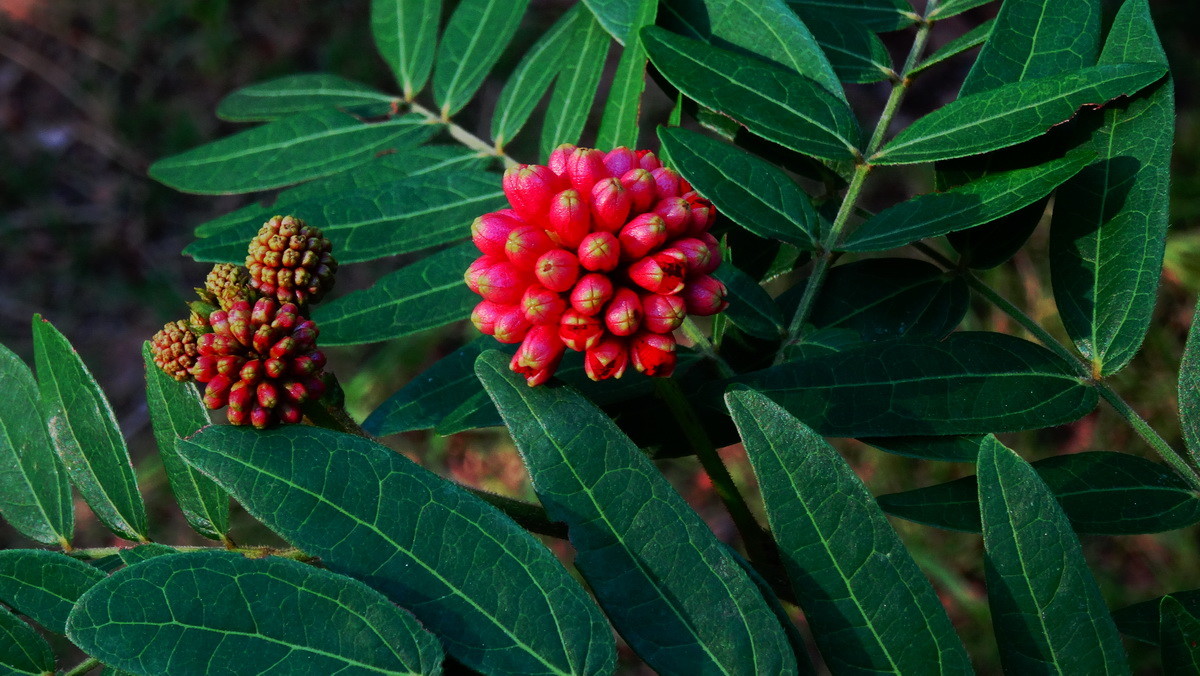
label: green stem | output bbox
[681,317,735,378]
[407,100,517,168]
[62,657,102,676]
[65,545,314,562]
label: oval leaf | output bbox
[787,0,915,32]
[67,551,443,676]
[539,10,610,159]
[476,352,798,675]
[216,74,394,122]
[433,0,530,117]
[0,549,105,634]
[176,426,615,675]
[491,5,581,148]
[371,0,441,100]
[0,605,53,676]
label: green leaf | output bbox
[491,5,581,149]
[117,543,179,567]
[433,0,530,117]
[582,0,641,44]
[725,332,1097,437]
[713,263,785,340]
[313,243,478,346]
[33,316,147,542]
[726,389,971,673]
[1114,591,1200,645]
[930,0,995,21]
[1182,301,1200,469]
[1049,0,1174,376]
[0,549,105,634]
[660,0,842,97]
[476,353,797,675]
[595,0,658,150]
[722,545,818,675]
[371,0,441,100]
[150,110,436,195]
[862,435,986,462]
[0,605,53,676]
[68,551,444,676]
[842,151,1092,251]
[176,426,615,675]
[142,343,228,541]
[658,127,818,248]
[1161,596,1200,672]
[873,63,1166,165]
[977,436,1130,673]
[643,27,861,162]
[215,74,395,122]
[881,451,1200,534]
[911,18,993,77]
[797,10,892,83]
[787,0,915,32]
[539,10,610,159]
[0,343,72,546]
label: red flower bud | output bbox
[471,300,506,335]
[548,143,576,176]
[620,168,657,213]
[209,310,230,337]
[628,248,688,295]
[510,325,566,386]
[216,355,243,377]
[190,355,218,381]
[475,260,528,305]
[565,147,609,196]
[493,305,532,344]
[642,293,687,333]
[252,324,277,355]
[604,287,643,336]
[674,237,715,275]
[264,357,287,379]
[505,223,556,268]
[257,381,280,409]
[465,255,503,294]
[472,211,522,257]
[282,380,309,404]
[228,379,254,413]
[203,374,234,409]
[698,233,722,274]
[559,309,604,351]
[534,249,580,293]
[503,164,564,224]
[584,337,629,381]
[251,405,274,429]
[547,190,590,249]
[251,298,277,328]
[227,303,252,347]
[681,275,728,316]
[631,331,677,377]
[650,167,682,201]
[653,197,691,239]
[636,150,662,171]
[618,213,667,261]
[685,194,716,235]
[603,147,636,177]
[278,403,303,425]
[578,232,620,272]
[569,273,614,316]
[590,178,631,233]
[521,284,566,325]
[679,176,693,193]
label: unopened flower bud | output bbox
[510,325,566,386]
[465,255,502,294]
[522,284,566,325]
[618,213,667,261]
[628,249,688,295]
[650,167,682,201]
[559,309,604,351]
[642,293,687,333]
[475,261,528,305]
[565,147,609,196]
[620,168,657,213]
[653,197,691,239]
[472,212,522,257]
[548,143,577,176]
[590,178,631,233]
[569,273,614,316]
[631,331,677,377]
[251,405,274,429]
[472,300,505,335]
[674,237,715,275]
[503,164,564,224]
[603,146,636,177]
[604,287,643,336]
[681,275,729,316]
[548,190,590,249]
[493,305,532,344]
[534,249,580,293]
[578,232,620,272]
[505,223,556,268]
[636,150,662,171]
[584,337,629,381]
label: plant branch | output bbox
[65,545,314,562]
[406,101,518,168]
[62,656,102,676]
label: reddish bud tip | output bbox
[577,232,621,272]
[566,147,609,196]
[534,249,580,293]
[521,284,567,325]
[547,190,591,249]
[503,164,564,223]
[203,374,234,410]
[278,403,303,424]
[681,275,729,316]
[698,233,722,274]
[642,293,687,333]
[510,325,566,386]
[465,255,503,294]
[653,197,691,239]
[228,380,254,413]
[685,194,717,235]
[475,260,529,305]
[256,381,280,409]
[604,287,643,336]
[493,305,532,344]
[590,178,632,233]
[628,249,688,295]
[569,273,614,316]
[548,143,577,176]
[603,147,636,177]
[559,309,604,351]
[472,212,522,257]
[618,213,667,261]
[252,324,277,355]
[250,405,274,429]
[251,298,277,327]
[584,337,629,381]
[471,300,506,335]
[631,331,677,377]
[619,168,657,214]
[239,359,264,383]
[636,150,662,171]
[505,223,556,269]
[674,237,715,275]
[650,167,682,201]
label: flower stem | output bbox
[64,545,314,562]
[407,100,518,168]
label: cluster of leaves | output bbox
[1,0,1199,673]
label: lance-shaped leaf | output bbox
[911,18,993,77]
[713,263,785,340]
[313,243,478,345]
[476,353,798,675]
[149,110,435,195]
[33,316,147,542]
[0,344,72,546]
[0,549,105,634]
[880,451,1200,534]
[978,436,1130,673]
[142,344,227,541]
[1114,591,1200,645]
[797,10,892,83]
[216,74,395,122]
[68,551,444,676]
[842,151,1092,251]
[873,63,1166,165]
[1182,302,1200,469]
[177,427,615,675]
[0,605,52,676]
[929,0,995,21]
[433,0,530,117]
[540,11,610,158]
[787,0,915,32]
[726,389,972,673]
[371,0,441,100]
[725,332,1097,437]
[658,127,817,247]
[595,0,658,149]
[643,27,862,162]
[491,5,581,149]
[862,435,986,462]
[1161,596,1200,672]
[1049,0,1174,376]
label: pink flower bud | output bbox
[618,213,667,261]
[510,325,566,386]
[642,293,687,333]
[251,405,273,429]
[282,380,310,404]
[465,255,503,294]
[209,310,230,336]
[698,233,722,274]
[681,275,728,316]
[628,249,688,295]
[590,178,631,233]
[674,237,714,275]
[522,284,566,325]
[203,374,234,409]
[227,407,250,426]
[264,357,286,379]
[493,305,532,344]
[252,324,277,355]
[216,355,243,377]
[471,300,506,335]
[505,223,556,269]
[559,309,602,351]
[503,164,564,224]
[548,143,577,176]
[653,197,691,238]
[603,147,636,177]
[569,273,614,316]
[471,211,522,257]
[631,331,677,377]
[636,150,662,171]
[584,337,629,381]
[227,303,252,347]
[228,380,254,413]
[566,147,609,195]
[257,381,280,409]
[534,249,580,293]
[548,190,590,249]
[620,168,657,213]
[278,403,303,425]
[604,287,643,336]
[190,356,218,382]
[578,232,620,272]
[475,260,528,305]
[251,298,277,327]
[685,194,716,235]
[651,167,682,201]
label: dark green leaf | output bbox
[1049,0,1174,376]
[116,543,178,567]
[150,111,436,195]
[0,549,105,634]
[1114,591,1200,645]
[177,427,615,675]
[726,389,971,673]
[477,353,797,675]
[216,74,394,122]
[68,551,444,676]
[843,151,1092,251]
[713,263,785,340]
[371,0,441,99]
[1161,596,1200,672]
[658,127,818,247]
[0,343,72,546]
[725,332,1097,437]
[582,0,642,44]
[433,0,530,116]
[929,0,995,21]
[491,5,581,149]
[911,18,993,77]
[873,64,1166,165]
[862,435,986,462]
[0,605,53,676]
[978,436,1130,673]
[313,243,478,345]
[595,0,658,149]
[142,343,228,541]
[787,0,915,32]
[1181,301,1200,469]
[722,545,817,675]
[33,316,147,542]
[540,11,610,159]
[881,451,1200,534]
[643,27,862,162]
[797,10,892,83]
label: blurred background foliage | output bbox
[0,0,1197,672]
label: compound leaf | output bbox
[492,5,581,149]
[540,10,610,159]
[216,74,394,122]
[371,0,441,100]
[595,0,658,149]
[433,0,530,117]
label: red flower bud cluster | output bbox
[466,144,728,386]
[188,297,327,428]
